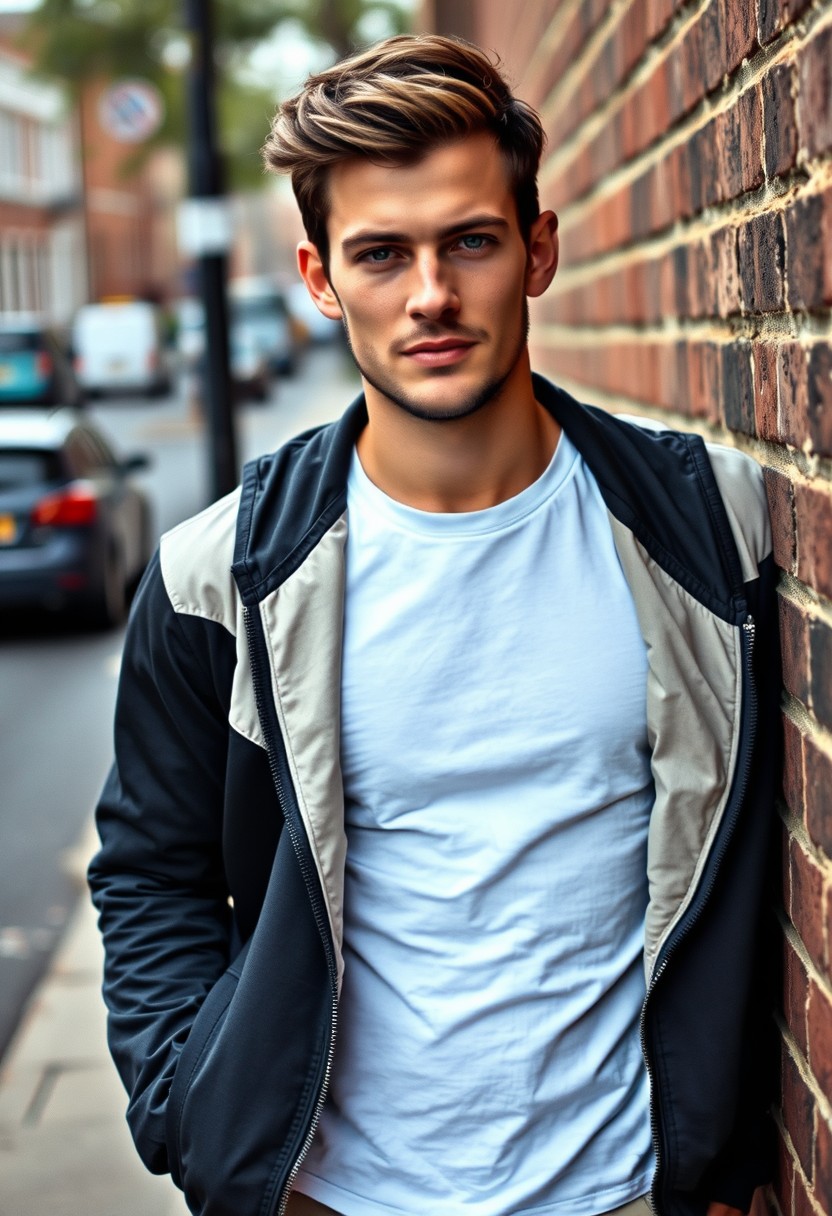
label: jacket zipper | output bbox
[242,605,339,1216]
[641,614,757,1215]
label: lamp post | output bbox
[182,0,238,500]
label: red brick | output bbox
[740,85,766,192]
[779,594,811,705]
[782,1042,816,1179]
[739,211,785,312]
[775,1125,795,1216]
[763,466,795,572]
[794,484,832,601]
[805,736,832,860]
[785,933,810,1054]
[701,0,727,93]
[809,618,832,732]
[754,344,779,439]
[816,1109,832,1205]
[790,837,826,976]
[718,104,745,203]
[721,0,758,72]
[807,344,832,458]
[808,977,832,1103]
[782,713,805,818]
[721,340,756,434]
[710,225,741,315]
[793,1166,817,1216]
[785,188,832,311]
[763,62,798,179]
[681,17,706,112]
[798,24,832,159]
[777,341,809,449]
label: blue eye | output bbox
[459,235,488,251]
[363,248,393,263]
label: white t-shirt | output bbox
[296,431,655,1215]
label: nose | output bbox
[405,252,460,320]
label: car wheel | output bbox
[90,546,127,629]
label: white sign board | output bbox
[98,79,164,143]
[177,197,234,257]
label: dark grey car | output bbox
[0,410,152,628]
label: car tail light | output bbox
[36,351,53,378]
[147,350,159,370]
[31,483,98,527]
[73,355,84,374]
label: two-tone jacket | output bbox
[89,374,781,1216]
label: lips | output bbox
[400,337,477,367]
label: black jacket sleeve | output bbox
[88,551,235,1175]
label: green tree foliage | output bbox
[22,0,411,189]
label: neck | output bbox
[355,363,561,513]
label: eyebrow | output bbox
[340,214,510,255]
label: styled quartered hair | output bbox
[262,34,546,268]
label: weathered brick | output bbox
[791,837,827,977]
[785,933,810,1055]
[754,343,779,439]
[807,344,832,458]
[785,189,832,311]
[755,0,812,44]
[808,977,832,1104]
[681,16,706,112]
[816,1110,832,1210]
[795,484,832,601]
[782,712,805,818]
[718,104,745,203]
[777,342,809,449]
[701,0,726,93]
[740,85,765,192]
[779,594,811,706]
[721,340,756,434]
[710,225,741,316]
[763,469,797,573]
[798,24,832,159]
[763,62,798,179]
[775,1125,795,1216]
[721,0,758,72]
[782,1042,816,1179]
[809,618,832,732]
[806,735,832,860]
[739,211,785,312]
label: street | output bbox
[0,342,359,1064]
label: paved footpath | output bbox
[0,820,189,1216]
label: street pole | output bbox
[182,0,238,500]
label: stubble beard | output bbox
[339,301,531,424]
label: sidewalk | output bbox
[0,822,188,1216]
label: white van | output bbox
[72,300,173,398]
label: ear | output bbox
[297,241,343,320]
[525,211,559,298]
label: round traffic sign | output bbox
[98,79,165,143]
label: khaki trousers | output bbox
[286,1193,652,1216]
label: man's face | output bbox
[300,133,556,423]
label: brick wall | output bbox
[445,1,832,1212]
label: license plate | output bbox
[0,514,17,544]
[108,358,127,373]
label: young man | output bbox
[89,34,779,1216]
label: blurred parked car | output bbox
[229,277,303,376]
[0,409,152,628]
[0,316,83,409]
[174,297,271,401]
[287,281,342,344]
[72,299,174,399]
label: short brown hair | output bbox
[262,34,545,268]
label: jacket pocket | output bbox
[165,940,251,1187]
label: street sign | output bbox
[176,197,233,257]
[98,79,165,143]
